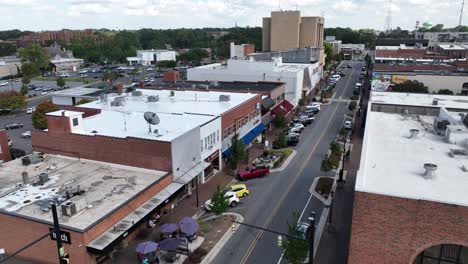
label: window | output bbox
[201,140,203,151]
[72,118,79,126]
[217,130,219,141]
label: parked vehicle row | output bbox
[204,183,251,211]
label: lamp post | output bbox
[308,212,316,264]
[338,138,347,184]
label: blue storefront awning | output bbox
[223,123,266,158]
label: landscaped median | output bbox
[250,148,296,172]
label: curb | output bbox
[270,149,297,173]
[200,212,244,264]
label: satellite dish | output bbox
[144,111,160,134]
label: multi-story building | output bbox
[126,49,176,66]
[416,31,468,48]
[0,56,20,78]
[187,57,322,106]
[230,42,255,58]
[348,91,468,264]
[324,36,342,55]
[262,10,324,52]
[16,29,94,47]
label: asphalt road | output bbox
[211,60,363,264]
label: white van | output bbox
[331,74,341,81]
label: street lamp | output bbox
[338,138,347,185]
[308,212,316,264]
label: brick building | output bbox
[348,92,468,264]
[16,29,94,47]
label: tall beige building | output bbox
[262,11,324,52]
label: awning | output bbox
[173,162,211,185]
[87,181,184,254]
[271,100,294,116]
[223,123,265,158]
[261,97,275,110]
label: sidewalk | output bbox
[314,86,368,264]
[108,172,234,264]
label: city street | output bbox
[211,61,363,264]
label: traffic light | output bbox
[231,223,237,233]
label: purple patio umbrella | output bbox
[136,241,158,254]
[159,223,178,234]
[179,217,199,235]
[158,237,182,251]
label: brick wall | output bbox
[0,129,11,162]
[31,130,172,172]
[348,192,468,264]
[243,44,255,56]
[221,94,262,136]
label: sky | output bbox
[0,0,465,31]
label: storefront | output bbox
[204,150,220,182]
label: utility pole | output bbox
[459,0,465,32]
[51,203,68,264]
[308,212,316,264]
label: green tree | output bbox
[273,113,287,128]
[20,62,40,84]
[0,91,26,110]
[20,85,29,96]
[320,156,333,172]
[32,101,59,130]
[392,80,429,94]
[348,100,357,111]
[273,132,287,149]
[56,77,66,89]
[210,186,229,216]
[282,212,308,264]
[18,44,49,68]
[157,60,177,68]
[77,98,91,105]
[229,134,248,169]
[437,89,454,95]
[102,70,120,88]
[330,141,341,154]
[324,42,333,65]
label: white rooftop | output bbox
[0,154,167,230]
[81,89,257,116]
[357,110,468,207]
[371,91,468,110]
[193,58,312,73]
[78,110,215,142]
[438,44,467,50]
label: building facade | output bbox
[126,49,176,66]
[416,31,468,47]
[230,42,255,58]
[348,92,468,264]
[262,10,324,52]
[16,29,94,47]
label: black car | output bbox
[359,74,364,80]
[346,64,352,68]
[0,109,12,115]
[5,123,23,130]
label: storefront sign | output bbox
[392,75,408,84]
[205,151,219,162]
[49,228,72,244]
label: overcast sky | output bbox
[0,0,465,31]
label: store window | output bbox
[414,244,467,264]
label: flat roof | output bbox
[193,59,312,73]
[357,111,468,206]
[50,58,84,63]
[52,87,102,97]
[81,89,258,116]
[0,154,167,230]
[78,110,215,142]
[370,91,468,110]
[150,81,284,92]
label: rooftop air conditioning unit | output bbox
[219,95,231,102]
[132,91,142,96]
[110,100,124,107]
[114,96,125,102]
[170,90,175,97]
[61,202,77,216]
[147,95,159,102]
[39,173,49,184]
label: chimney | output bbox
[0,129,12,162]
[117,84,123,95]
[423,163,437,179]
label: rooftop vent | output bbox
[22,171,29,185]
[423,163,438,179]
[39,173,49,185]
[114,96,125,102]
[147,95,159,102]
[409,129,420,138]
[132,91,142,96]
[432,99,438,106]
[219,94,231,102]
[170,90,175,97]
[110,100,124,107]
[100,94,108,102]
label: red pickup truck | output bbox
[237,166,270,181]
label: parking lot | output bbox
[0,111,34,154]
[0,80,84,97]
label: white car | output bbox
[0,81,8,86]
[308,102,321,110]
[204,191,239,210]
[287,126,303,134]
[343,120,352,129]
[78,69,88,74]
[26,107,35,114]
[21,131,31,138]
[291,123,304,130]
[355,83,362,90]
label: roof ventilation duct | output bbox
[219,95,231,102]
[132,91,142,96]
[147,95,159,102]
[423,163,438,179]
[432,99,438,106]
[409,129,420,139]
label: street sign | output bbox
[49,228,72,244]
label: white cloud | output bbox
[332,0,358,13]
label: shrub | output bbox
[273,113,287,128]
[350,94,359,100]
[348,100,357,111]
[32,101,59,130]
[273,133,287,149]
[353,90,360,96]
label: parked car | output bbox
[286,126,303,134]
[343,120,353,129]
[0,108,12,115]
[237,166,270,180]
[346,64,352,68]
[338,71,346,77]
[355,83,362,90]
[228,184,250,198]
[298,115,312,125]
[204,191,239,210]
[5,123,23,130]
[286,133,300,146]
[305,106,320,114]
[296,222,311,239]
[291,123,305,130]
[359,73,364,80]
[0,81,8,86]
[21,131,31,138]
